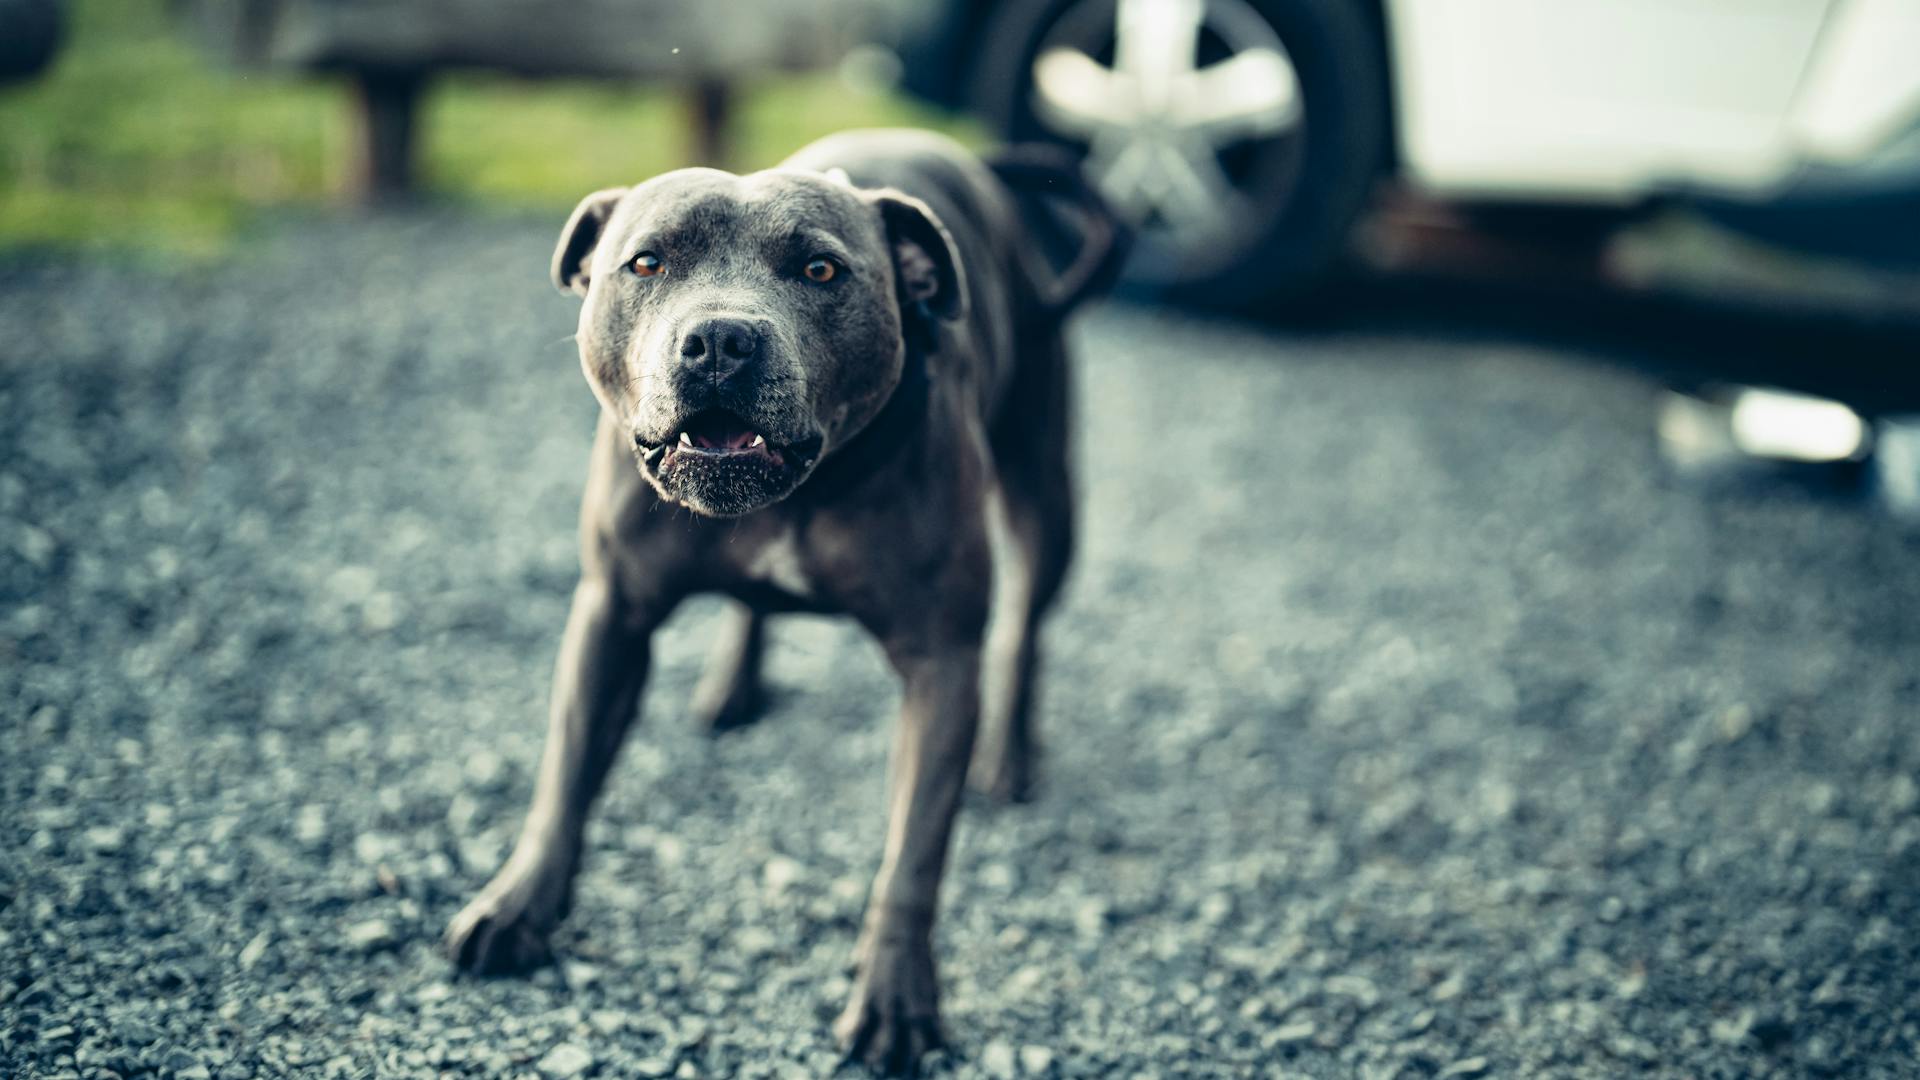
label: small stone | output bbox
[462,749,507,788]
[1616,965,1647,999]
[1890,774,1919,815]
[1805,783,1837,816]
[1006,965,1047,996]
[1263,1020,1316,1049]
[735,926,777,958]
[345,919,398,953]
[328,565,378,603]
[1326,974,1380,1009]
[1712,1008,1756,1044]
[1716,703,1753,743]
[1073,898,1111,938]
[16,524,55,567]
[1802,1034,1841,1075]
[117,1019,163,1046]
[634,1051,679,1078]
[981,1038,1017,1078]
[587,1010,625,1036]
[1608,1034,1657,1063]
[1438,1058,1490,1079]
[1197,893,1233,924]
[361,591,402,632]
[353,831,404,864]
[763,855,804,895]
[1018,1045,1054,1074]
[294,805,328,846]
[83,826,126,854]
[238,932,271,970]
[537,1043,595,1078]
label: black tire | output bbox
[0,0,65,85]
[973,0,1390,309]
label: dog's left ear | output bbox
[871,190,968,322]
[551,187,629,296]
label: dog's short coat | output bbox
[444,130,1119,1071]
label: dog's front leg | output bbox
[836,644,982,1072]
[447,573,662,974]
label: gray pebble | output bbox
[537,1043,595,1077]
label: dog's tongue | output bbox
[687,412,758,450]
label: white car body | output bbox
[1385,0,1920,202]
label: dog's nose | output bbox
[679,317,763,381]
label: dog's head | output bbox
[553,167,967,517]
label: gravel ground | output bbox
[3,212,1918,1079]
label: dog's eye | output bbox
[803,257,839,284]
[631,252,665,277]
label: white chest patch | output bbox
[745,527,813,598]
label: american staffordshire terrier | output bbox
[445,129,1120,1071]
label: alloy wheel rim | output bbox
[1029,0,1305,277]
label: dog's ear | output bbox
[871,190,968,322]
[551,187,629,296]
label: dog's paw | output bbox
[445,870,566,975]
[835,935,943,1075]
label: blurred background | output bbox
[5,2,1920,1078]
[0,0,968,253]
[7,0,1920,466]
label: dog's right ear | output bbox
[551,187,629,296]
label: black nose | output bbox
[679,317,763,381]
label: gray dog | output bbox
[444,129,1120,1071]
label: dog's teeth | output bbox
[678,432,693,447]
[750,434,765,447]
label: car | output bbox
[892,0,1920,306]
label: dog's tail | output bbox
[987,145,1130,317]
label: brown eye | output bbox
[631,252,664,277]
[803,257,838,283]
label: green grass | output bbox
[0,0,975,257]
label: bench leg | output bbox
[351,68,425,202]
[688,78,731,168]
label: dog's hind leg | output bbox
[690,602,768,734]
[972,336,1075,804]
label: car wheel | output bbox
[0,0,65,85]
[975,0,1390,307]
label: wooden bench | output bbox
[179,0,875,198]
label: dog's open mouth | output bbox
[666,409,782,465]
[633,410,824,515]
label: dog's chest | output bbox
[736,526,814,604]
